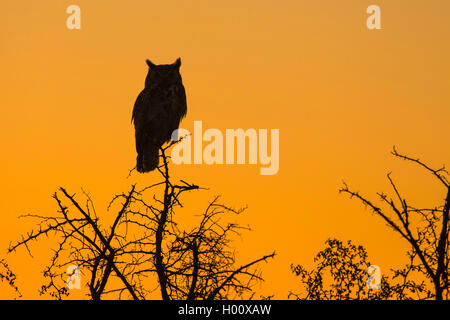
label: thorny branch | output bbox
[339,147,449,300]
[8,141,274,300]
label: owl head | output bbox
[145,58,182,88]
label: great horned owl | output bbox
[132,58,187,173]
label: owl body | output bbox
[132,58,187,173]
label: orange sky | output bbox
[1,0,449,299]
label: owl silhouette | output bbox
[132,58,187,173]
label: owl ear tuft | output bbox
[146,59,156,68]
[174,58,181,68]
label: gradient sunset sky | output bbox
[1,0,449,298]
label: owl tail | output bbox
[137,144,160,173]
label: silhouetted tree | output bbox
[290,239,383,299]
[290,238,428,300]
[0,258,21,298]
[8,142,274,300]
[340,147,449,300]
[8,185,142,300]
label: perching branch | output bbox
[8,141,274,300]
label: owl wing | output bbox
[167,83,187,140]
[133,87,171,143]
[171,82,187,118]
[132,87,172,172]
[132,89,155,128]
